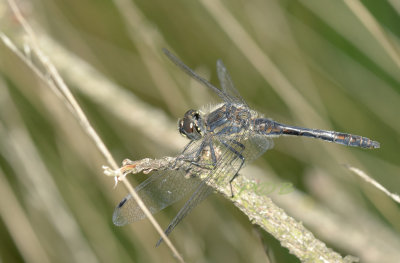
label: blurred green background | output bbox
[1,0,399,262]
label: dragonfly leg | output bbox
[219,139,246,197]
[188,140,218,170]
[176,140,218,173]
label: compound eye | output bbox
[178,116,194,137]
[183,119,194,134]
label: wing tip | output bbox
[112,208,127,226]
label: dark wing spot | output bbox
[117,198,127,208]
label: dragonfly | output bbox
[113,49,380,246]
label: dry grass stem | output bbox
[346,165,400,204]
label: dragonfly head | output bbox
[178,109,205,140]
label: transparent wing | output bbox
[113,167,202,226]
[216,60,247,106]
[155,137,235,246]
[241,132,274,163]
[113,140,205,226]
[163,48,238,104]
[156,129,274,245]
[156,180,213,246]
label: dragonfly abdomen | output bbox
[254,119,380,149]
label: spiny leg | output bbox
[178,140,218,171]
[189,140,218,170]
[219,139,246,197]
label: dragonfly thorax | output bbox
[178,109,205,140]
